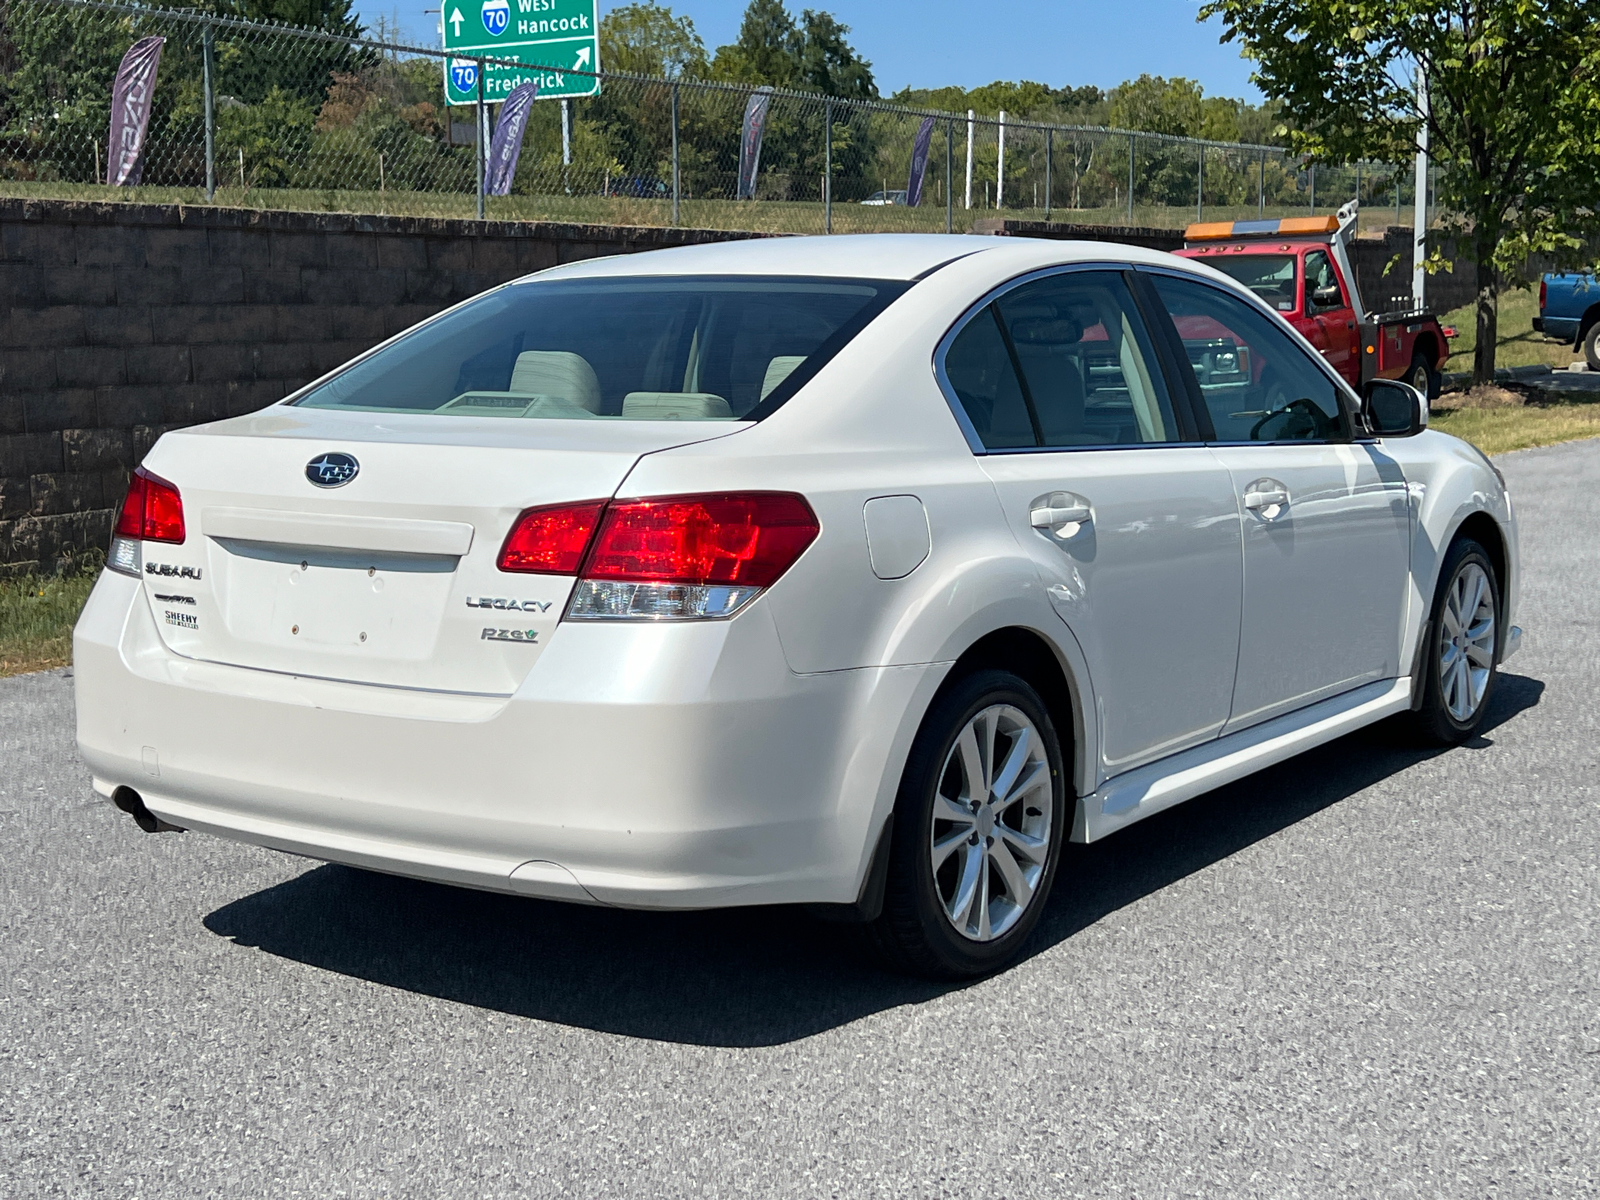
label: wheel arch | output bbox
[1412,331,1444,371]
[1578,301,1600,344]
[1453,510,1508,594]
[929,624,1093,801]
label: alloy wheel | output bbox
[1438,561,1497,722]
[929,704,1052,942]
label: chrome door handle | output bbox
[1242,478,1290,516]
[1030,491,1092,536]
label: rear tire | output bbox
[1405,352,1439,402]
[1410,537,1501,745]
[1583,322,1600,373]
[866,669,1067,980]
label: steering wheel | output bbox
[1250,396,1335,441]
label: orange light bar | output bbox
[1184,221,1237,241]
[1277,215,1340,235]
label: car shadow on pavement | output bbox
[203,673,1542,1048]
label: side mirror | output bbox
[1311,284,1343,309]
[1363,378,1429,437]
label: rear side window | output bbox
[294,275,907,421]
[995,271,1179,447]
[1150,272,1349,443]
[943,307,1036,449]
[943,270,1179,449]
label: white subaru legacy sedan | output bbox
[75,234,1521,978]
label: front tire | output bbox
[1583,322,1600,373]
[1411,537,1501,745]
[866,670,1067,979]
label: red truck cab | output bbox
[1173,208,1449,399]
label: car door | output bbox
[1145,268,1411,733]
[1304,249,1360,386]
[940,267,1243,777]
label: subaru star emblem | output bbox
[306,452,359,488]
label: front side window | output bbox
[943,270,1179,450]
[1150,272,1349,443]
[295,276,906,421]
[1304,251,1345,313]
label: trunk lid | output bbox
[136,405,741,694]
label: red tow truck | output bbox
[1175,203,1451,399]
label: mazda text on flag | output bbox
[75,235,1521,978]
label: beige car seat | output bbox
[508,351,603,412]
[760,355,807,401]
[620,392,733,420]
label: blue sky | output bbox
[357,0,1263,102]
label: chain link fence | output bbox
[0,0,1436,233]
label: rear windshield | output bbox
[1205,254,1297,312]
[293,275,908,421]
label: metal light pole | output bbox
[670,83,680,226]
[202,24,216,201]
[1412,66,1430,311]
[946,118,954,233]
[1127,133,1135,223]
[1044,128,1052,221]
[964,109,974,211]
[823,99,832,234]
[996,110,1005,209]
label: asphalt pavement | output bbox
[3,439,1597,1198]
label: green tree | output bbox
[1202,0,1600,383]
[711,0,801,85]
[710,1,875,98]
[599,2,708,79]
[794,10,872,99]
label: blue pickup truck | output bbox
[1535,273,1600,369]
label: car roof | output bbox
[527,233,1191,284]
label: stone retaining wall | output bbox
[0,199,767,575]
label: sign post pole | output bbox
[476,58,486,219]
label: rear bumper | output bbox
[1539,316,1579,342]
[75,570,939,909]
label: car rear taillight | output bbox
[1539,278,1547,311]
[497,492,820,620]
[571,492,820,619]
[497,501,606,574]
[108,468,185,577]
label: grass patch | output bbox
[1441,288,1579,374]
[1431,402,1600,456]
[0,564,101,676]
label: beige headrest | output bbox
[760,355,807,401]
[620,392,733,420]
[509,351,602,412]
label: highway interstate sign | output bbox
[442,0,599,105]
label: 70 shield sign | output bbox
[442,0,600,104]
